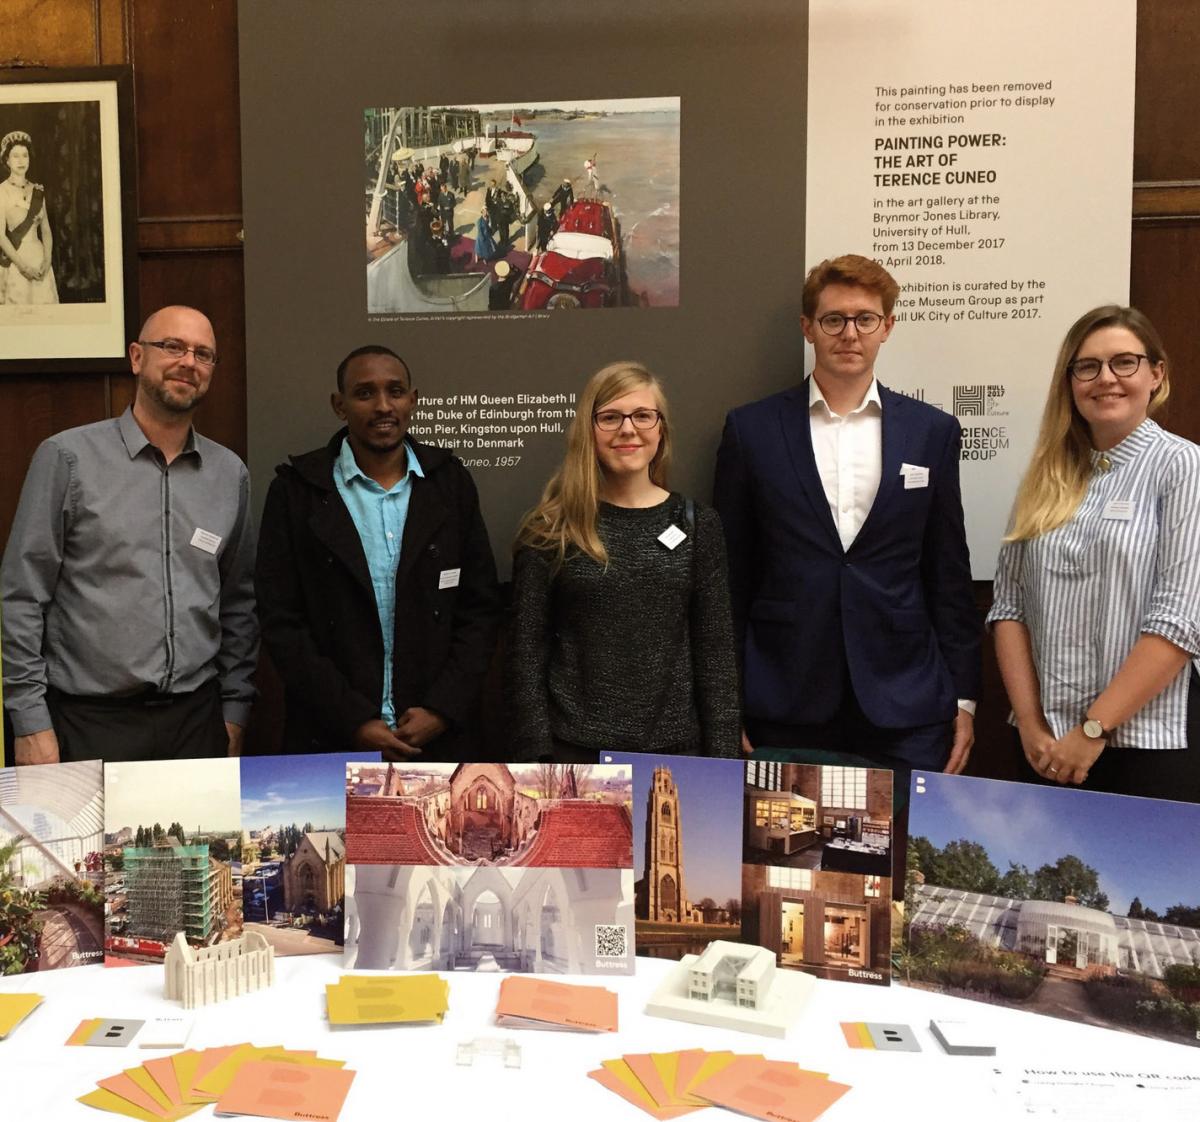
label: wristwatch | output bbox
[1082,717,1112,742]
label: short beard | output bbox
[148,379,206,414]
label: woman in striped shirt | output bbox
[989,305,1200,799]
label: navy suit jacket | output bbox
[713,378,981,732]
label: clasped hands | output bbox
[353,706,447,759]
[1020,718,1103,785]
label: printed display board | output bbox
[238,0,808,569]
[806,0,1136,577]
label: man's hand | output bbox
[14,728,61,765]
[1041,725,1105,785]
[353,718,422,759]
[225,722,245,757]
[740,728,754,756]
[942,708,975,775]
[393,707,449,748]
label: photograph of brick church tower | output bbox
[604,753,743,960]
[345,762,633,868]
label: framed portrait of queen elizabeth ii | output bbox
[0,66,136,373]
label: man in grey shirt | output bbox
[1,305,258,764]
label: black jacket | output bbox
[255,430,502,755]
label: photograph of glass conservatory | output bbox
[0,760,104,973]
[904,772,1200,1047]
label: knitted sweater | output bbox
[508,494,741,758]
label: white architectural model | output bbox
[646,939,813,1038]
[163,930,275,1009]
[687,940,775,1009]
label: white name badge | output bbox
[190,528,222,554]
[438,567,462,589]
[901,463,929,489]
[1102,500,1135,521]
[658,524,687,550]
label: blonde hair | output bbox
[515,361,671,567]
[1006,305,1169,542]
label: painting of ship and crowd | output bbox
[364,97,680,315]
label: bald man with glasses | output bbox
[1,305,258,764]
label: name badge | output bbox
[190,528,222,554]
[900,463,929,489]
[658,524,687,550]
[438,567,461,589]
[1102,500,1134,521]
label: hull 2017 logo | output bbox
[953,383,1008,416]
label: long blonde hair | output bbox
[1006,305,1169,541]
[515,361,672,567]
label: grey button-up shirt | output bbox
[1,408,258,736]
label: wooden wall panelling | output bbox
[1131,221,1200,444]
[129,0,242,219]
[1134,0,1200,182]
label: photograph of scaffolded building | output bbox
[0,760,105,973]
[904,772,1200,1047]
[103,759,243,964]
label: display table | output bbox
[1,955,1195,1120]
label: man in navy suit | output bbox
[714,254,980,774]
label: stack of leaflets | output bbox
[325,973,449,1026]
[0,993,43,1039]
[588,1049,850,1122]
[78,1044,355,1121]
[495,976,618,1032]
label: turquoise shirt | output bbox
[333,436,424,725]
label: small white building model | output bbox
[646,938,813,1038]
[687,940,775,1009]
[164,930,275,1009]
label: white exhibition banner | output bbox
[806,0,1136,578]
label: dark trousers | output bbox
[1014,667,1200,802]
[48,678,227,762]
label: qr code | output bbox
[595,924,628,958]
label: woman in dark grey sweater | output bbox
[509,361,740,761]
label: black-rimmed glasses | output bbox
[816,312,885,336]
[139,338,219,366]
[1068,352,1148,381]
[593,408,662,431]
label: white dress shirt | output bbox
[809,375,882,552]
[808,376,976,717]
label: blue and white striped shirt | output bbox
[988,419,1200,750]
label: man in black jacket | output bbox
[256,345,502,759]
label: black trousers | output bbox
[1013,668,1200,802]
[48,678,228,763]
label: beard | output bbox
[147,376,208,414]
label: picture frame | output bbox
[0,66,137,373]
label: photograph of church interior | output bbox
[743,761,893,876]
[740,864,892,985]
[345,863,634,974]
[344,762,632,867]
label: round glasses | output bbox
[816,312,884,336]
[1068,352,1148,381]
[593,408,662,431]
